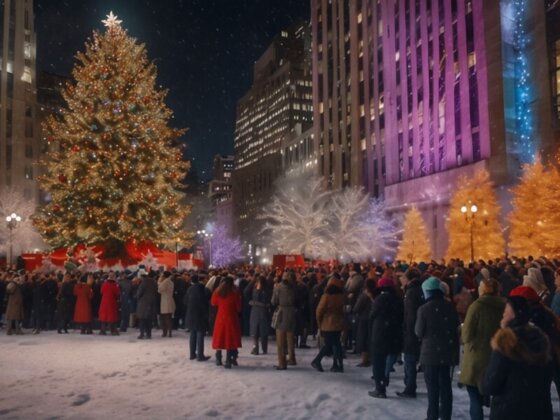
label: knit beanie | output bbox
[422,276,442,300]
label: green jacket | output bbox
[460,294,505,390]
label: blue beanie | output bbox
[422,277,442,300]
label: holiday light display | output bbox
[446,169,505,261]
[34,13,190,253]
[396,207,432,263]
[509,158,560,257]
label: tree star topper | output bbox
[102,11,122,28]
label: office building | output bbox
[0,0,39,201]
[232,22,313,242]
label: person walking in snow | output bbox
[185,274,211,361]
[415,277,460,420]
[311,275,346,373]
[98,272,120,335]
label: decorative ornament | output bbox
[58,174,67,183]
[102,11,123,29]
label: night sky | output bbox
[34,0,310,178]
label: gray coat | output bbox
[136,276,157,319]
[271,282,296,332]
[415,296,460,366]
[5,281,23,321]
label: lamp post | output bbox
[460,204,478,262]
[6,212,21,267]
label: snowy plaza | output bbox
[0,331,480,420]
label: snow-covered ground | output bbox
[0,329,558,419]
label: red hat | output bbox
[378,277,395,288]
[510,286,539,303]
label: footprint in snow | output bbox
[71,394,90,406]
[205,409,220,417]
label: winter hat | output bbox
[523,267,547,295]
[506,295,531,325]
[377,277,395,288]
[422,276,442,300]
[510,285,540,303]
[137,268,148,277]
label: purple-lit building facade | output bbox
[312,0,559,258]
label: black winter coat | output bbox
[136,277,158,319]
[402,279,424,356]
[245,284,272,335]
[369,288,404,355]
[483,324,553,420]
[184,283,211,332]
[55,281,75,322]
[415,295,460,366]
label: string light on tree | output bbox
[34,12,190,255]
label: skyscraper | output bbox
[312,0,559,257]
[0,0,39,201]
[232,22,313,243]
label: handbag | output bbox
[271,307,282,328]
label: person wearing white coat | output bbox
[158,273,176,337]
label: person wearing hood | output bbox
[482,292,553,420]
[460,279,505,420]
[523,266,552,307]
[415,277,460,420]
[311,276,346,373]
[368,277,404,399]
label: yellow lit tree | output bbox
[34,13,190,255]
[396,206,432,263]
[509,158,560,257]
[446,169,505,261]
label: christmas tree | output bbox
[509,158,560,257]
[446,169,505,261]
[34,13,189,254]
[396,206,432,263]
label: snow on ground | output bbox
[0,329,558,419]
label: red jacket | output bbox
[99,280,120,323]
[211,289,242,350]
[73,283,93,323]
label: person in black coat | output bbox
[245,275,272,355]
[415,277,460,420]
[172,274,188,329]
[483,294,553,420]
[136,271,158,339]
[118,273,133,332]
[295,272,311,348]
[44,275,59,330]
[309,272,328,342]
[368,277,404,398]
[184,274,211,361]
[397,268,424,398]
[56,274,76,333]
[353,277,375,367]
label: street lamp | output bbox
[460,204,478,262]
[6,212,22,267]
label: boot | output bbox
[224,352,232,369]
[6,325,13,335]
[215,350,223,366]
[262,340,268,355]
[16,327,24,335]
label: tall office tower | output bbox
[0,0,39,201]
[547,0,560,134]
[232,22,313,243]
[208,154,234,231]
[312,0,559,257]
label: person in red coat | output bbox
[98,272,120,335]
[73,274,93,334]
[211,276,242,369]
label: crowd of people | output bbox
[2,256,560,420]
